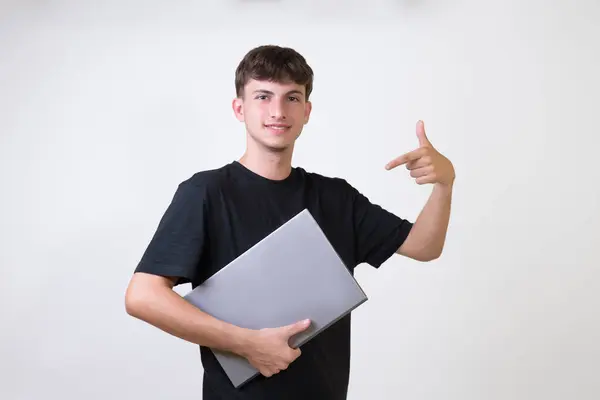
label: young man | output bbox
[125,45,455,399]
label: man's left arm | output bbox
[385,120,456,262]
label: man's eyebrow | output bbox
[252,89,305,97]
[286,90,305,97]
[252,89,273,95]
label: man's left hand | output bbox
[385,120,455,187]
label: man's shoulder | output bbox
[177,162,234,192]
[296,166,357,195]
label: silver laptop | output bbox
[183,208,368,388]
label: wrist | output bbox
[435,180,454,192]
[228,326,256,357]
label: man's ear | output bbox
[232,97,244,122]
[304,100,312,124]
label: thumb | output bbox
[416,120,431,147]
[283,319,311,337]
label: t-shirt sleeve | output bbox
[350,185,413,268]
[134,180,208,285]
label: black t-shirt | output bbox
[134,161,413,400]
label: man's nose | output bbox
[269,100,286,119]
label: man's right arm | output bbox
[124,271,311,377]
[124,181,253,355]
[125,271,252,355]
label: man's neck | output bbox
[238,147,294,181]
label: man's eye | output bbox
[289,97,299,102]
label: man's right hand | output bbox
[241,319,311,378]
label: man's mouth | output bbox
[264,124,291,132]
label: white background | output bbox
[1,1,599,399]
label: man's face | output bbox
[232,79,312,152]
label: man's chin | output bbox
[257,136,297,153]
[247,130,300,153]
[262,141,292,153]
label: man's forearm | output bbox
[126,280,253,356]
[399,182,453,260]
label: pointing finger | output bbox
[385,148,425,170]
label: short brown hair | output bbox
[235,45,314,100]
